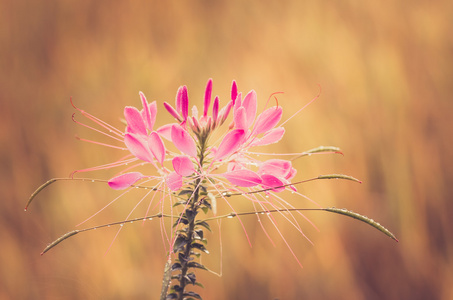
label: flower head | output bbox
[62,79,334,266]
[27,78,396,300]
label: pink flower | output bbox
[45,78,348,271]
[70,81,326,250]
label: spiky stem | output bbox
[163,133,211,300]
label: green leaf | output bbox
[171,262,182,271]
[317,174,362,183]
[303,146,342,156]
[178,189,194,196]
[325,207,398,242]
[191,242,209,254]
[173,236,189,253]
[185,209,198,223]
[195,220,211,232]
[173,200,188,208]
[183,292,202,300]
[41,230,80,255]
[25,178,58,210]
[193,229,204,240]
[207,192,217,215]
[166,293,178,299]
[173,217,189,228]
[195,282,204,288]
[187,262,208,270]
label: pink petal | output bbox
[214,129,246,161]
[234,107,248,130]
[242,90,257,128]
[231,80,238,103]
[227,161,244,172]
[141,100,157,131]
[164,102,183,122]
[124,133,154,163]
[285,167,297,180]
[249,127,285,147]
[233,93,242,116]
[203,78,212,117]
[174,86,189,121]
[108,172,144,190]
[148,131,166,165]
[258,159,292,178]
[172,155,195,176]
[166,172,183,191]
[175,86,184,114]
[171,124,197,157]
[260,174,285,192]
[282,178,297,192]
[212,96,219,123]
[139,92,152,130]
[253,106,283,135]
[223,169,262,187]
[124,106,147,136]
[190,116,201,132]
[218,100,233,125]
[156,123,175,141]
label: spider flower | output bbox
[102,79,296,199]
[68,79,308,244]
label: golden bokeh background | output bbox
[1,1,452,299]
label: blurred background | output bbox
[1,0,452,299]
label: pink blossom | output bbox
[222,169,262,187]
[214,129,246,162]
[171,124,197,158]
[69,80,312,241]
[108,172,145,190]
[50,78,341,274]
[172,156,195,177]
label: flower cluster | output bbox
[107,79,298,200]
[26,78,398,300]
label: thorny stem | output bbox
[177,186,199,300]
[163,133,210,300]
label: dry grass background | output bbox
[1,0,452,299]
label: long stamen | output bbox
[72,114,125,143]
[280,86,321,127]
[70,157,139,177]
[75,136,128,150]
[71,98,124,137]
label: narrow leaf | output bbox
[41,230,80,255]
[195,220,211,232]
[25,178,58,210]
[187,262,208,271]
[292,146,343,160]
[183,291,203,300]
[318,174,362,183]
[325,207,398,242]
